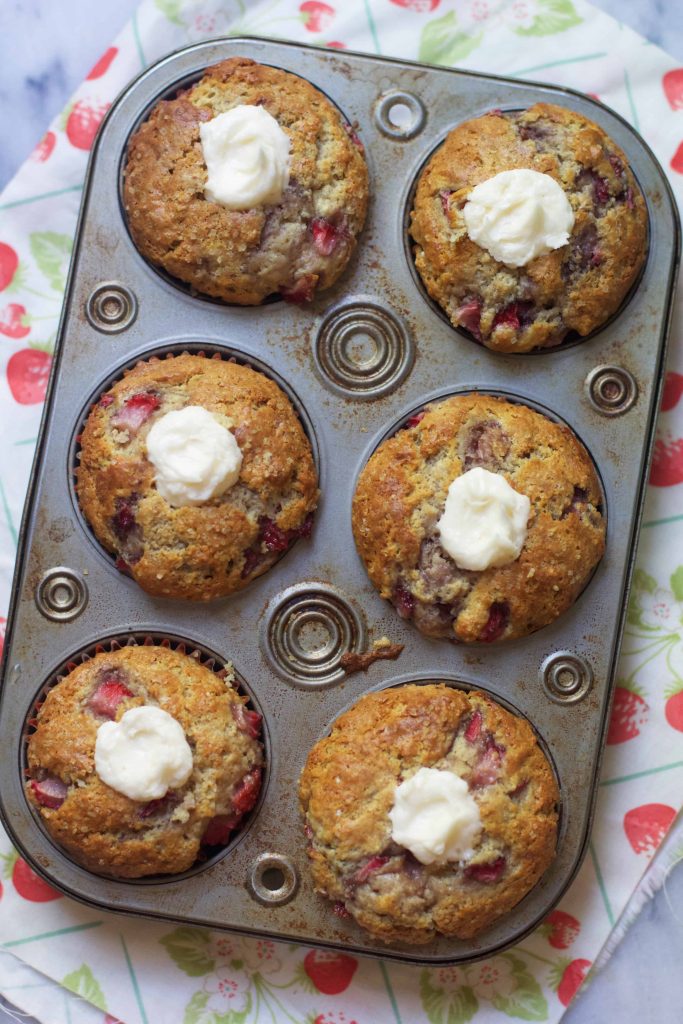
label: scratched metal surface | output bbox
[0,38,679,965]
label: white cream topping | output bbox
[200,104,291,210]
[95,707,193,802]
[146,406,242,507]
[437,467,530,572]
[463,168,575,267]
[389,767,482,866]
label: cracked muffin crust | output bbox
[123,57,369,304]
[410,103,647,352]
[76,352,318,600]
[26,644,264,878]
[300,684,559,943]
[352,393,605,643]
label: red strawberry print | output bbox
[543,909,580,949]
[557,959,591,1006]
[104,1016,125,1024]
[624,803,676,854]
[662,371,683,411]
[326,41,347,49]
[663,69,683,110]
[390,0,441,9]
[0,303,30,339]
[31,130,56,163]
[86,46,118,80]
[7,347,52,404]
[0,243,19,291]
[314,1015,359,1024]
[671,142,683,175]
[5,854,62,902]
[650,436,683,486]
[665,686,683,731]
[607,683,648,744]
[300,1,335,32]
[304,950,358,994]
[65,101,110,151]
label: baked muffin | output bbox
[26,643,264,878]
[76,352,318,600]
[410,103,647,352]
[123,57,369,304]
[352,393,605,642]
[300,684,559,943]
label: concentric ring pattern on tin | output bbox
[0,36,679,965]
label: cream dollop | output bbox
[200,104,291,210]
[95,706,193,802]
[146,406,242,507]
[389,767,482,866]
[463,168,575,267]
[437,467,530,572]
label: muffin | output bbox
[352,393,605,642]
[123,56,369,304]
[410,103,647,352]
[300,684,559,943]
[26,643,264,878]
[76,352,318,600]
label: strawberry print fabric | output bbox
[0,2,682,1022]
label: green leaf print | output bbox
[419,13,482,67]
[184,991,251,1024]
[155,0,185,26]
[670,567,683,602]
[633,567,657,594]
[420,968,479,1024]
[29,232,72,292]
[491,955,548,1021]
[61,964,106,1011]
[160,927,215,977]
[514,0,581,37]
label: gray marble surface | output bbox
[1,0,682,1021]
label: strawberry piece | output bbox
[608,153,625,178]
[111,497,138,541]
[469,735,505,788]
[311,217,340,256]
[260,517,291,552]
[405,410,426,429]
[99,393,114,408]
[202,814,240,846]
[607,684,648,744]
[464,710,482,743]
[111,392,160,434]
[508,778,529,799]
[231,767,262,816]
[592,172,610,205]
[393,582,415,620]
[456,296,483,340]
[353,855,390,884]
[138,792,177,819]
[439,190,454,216]
[464,855,506,883]
[281,275,316,304]
[297,512,315,539]
[88,674,133,718]
[343,121,364,151]
[30,777,68,809]
[241,547,263,578]
[232,702,262,739]
[492,301,534,332]
[479,601,510,642]
[464,419,510,472]
[333,900,350,918]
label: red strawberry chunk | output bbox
[231,766,262,817]
[393,582,415,620]
[281,275,316,304]
[99,394,114,408]
[469,737,504,789]
[464,855,506,883]
[456,297,483,340]
[111,497,138,540]
[479,601,510,642]
[88,676,133,718]
[138,792,177,819]
[464,710,482,743]
[297,512,315,539]
[30,776,68,809]
[343,122,364,151]
[593,174,610,204]
[333,900,351,918]
[405,410,426,429]
[311,217,340,256]
[439,190,454,216]
[241,547,263,579]
[354,855,390,884]
[260,517,291,552]
[232,702,262,739]
[202,814,240,846]
[111,392,160,434]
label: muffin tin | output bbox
[0,37,679,964]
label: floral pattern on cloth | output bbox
[0,1,682,1022]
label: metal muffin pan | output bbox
[0,36,679,965]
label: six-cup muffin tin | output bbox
[0,37,680,965]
